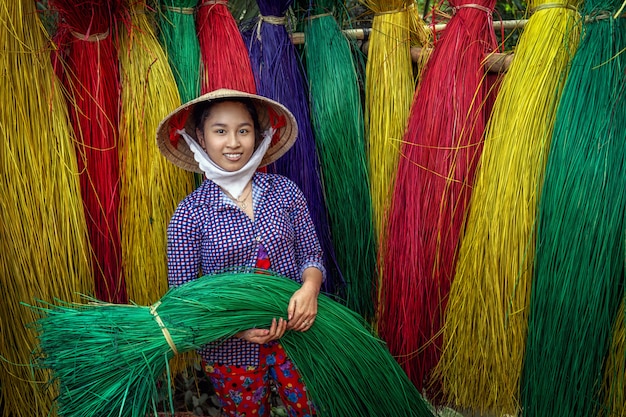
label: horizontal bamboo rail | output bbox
[291,19,525,72]
[290,19,528,44]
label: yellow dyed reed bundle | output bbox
[602,299,626,417]
[358,0,430,298]
[0,0,93,415]
[118,0,194,306]
[436,1,581,414]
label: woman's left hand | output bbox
[287,267,322,332]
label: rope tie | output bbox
[200,0,228,6]
[150,301,179,355]
[530,3,578,14]
[255,14,287,41]
[71,29,109,42]
[453,4,494,14]
[584,10,626,21]
[306,12,333,20]
[259,14,287,25]
[162,5,195,14]
[374,8,406,16]
[586,11,612,21]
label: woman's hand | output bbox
[287,267,323,332]
[235,317,287,344]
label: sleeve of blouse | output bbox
[288,180,327,281]
[167,202,202,287]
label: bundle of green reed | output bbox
[520,1,626,415]
[31,272,434,417]
[302,0,377,321]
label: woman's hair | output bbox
[192,98,263,147]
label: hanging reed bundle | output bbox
[0,0,93,415]
[357,0,431,299]
[301,0,377,320]
[157,0,201,103]
[602,298,626,417]
[243,0,343,295]
[436,0,581,413]
[50,0,127,304]
[118,1,195,305]
[31,272,435,417]
[196,0,256,93]
[520,4,626,416]
[379,0,498,396]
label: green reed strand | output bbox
[521,5,626,416]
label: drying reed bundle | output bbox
[32,272,435,417]
[520,3,626,415]
[0,0,93,415]
[379,0,498,395]
[157,0,201,103]
[302,0,377,320]
[357,0,430,295]
[603,298,626,417]
[243,0,342,294]
[118,1,195,305]
[436,0,581,413]
[50,0,127,303]
[196,0,256,93]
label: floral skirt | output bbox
[203,342,316,417]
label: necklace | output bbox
[225,184,252,210]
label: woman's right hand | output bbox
[235,317,287,344]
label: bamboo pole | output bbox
[358,42,515,72]
[290,19,528,44]
[292,19,522,72]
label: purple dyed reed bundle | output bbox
[242,0,343,296]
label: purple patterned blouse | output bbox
[167,172,325,366]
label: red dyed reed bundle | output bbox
[50,0,127,303]
[379,0,498,394]
[196,0,256,93]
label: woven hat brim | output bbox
[156,89,298,173]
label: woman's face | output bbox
[196,101,256,172]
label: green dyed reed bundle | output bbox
[303,0,377,321]
[521,3,626,416]
[32,272,435,417]
[157,0,201,103]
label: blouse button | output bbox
[255,235,261,242]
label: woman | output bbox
[156,88,323,416]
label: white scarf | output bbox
[177,128,274,198]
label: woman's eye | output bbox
[239,129,249,134]
[215,129,225,134]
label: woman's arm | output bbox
[287,267,323,331]
[284,179,325,331]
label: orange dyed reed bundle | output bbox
[196,0,256,93]
[379,0,498,396]
[50,0,127,303]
